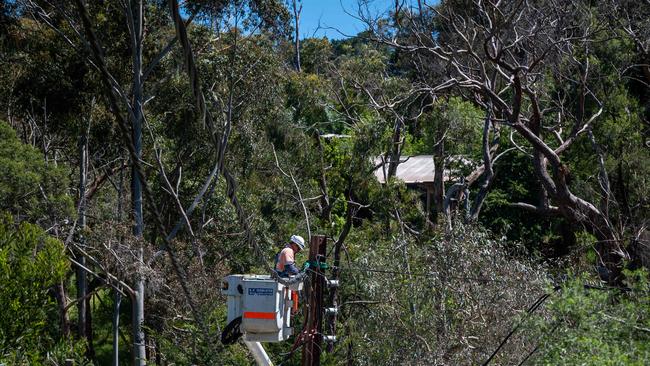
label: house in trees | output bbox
[374,155,442,215]
[374,155,475,216]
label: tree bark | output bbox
[128,0,146,364]
[292,0,301,72]
[86,292,95,359]
[77,113,90,355]
[113,291,121,366]
[387,117,404,179]
[315,133,331,221]
[54,282,70,338]
[432,131,445,219]
[469,108,499,221]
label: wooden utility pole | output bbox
[302,235,326,366]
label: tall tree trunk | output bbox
[315,133,331,221]
[132,284,145,366]
[114,159,125,366]
[521,82,624,283]
[77,118,89,354]
[387,117,404,179]
[432,130,445,220]
[54,282,70,338]
[113,291,122,366]
[292,0,301,72]
[86,292,95,359]
[128,0,146,364]
[469,109,499,221]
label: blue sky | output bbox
[298,0,395,39]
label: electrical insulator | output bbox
[325,307,338,316]
[323,335,337,343]
[327,279,339,288]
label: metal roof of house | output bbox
[374,155,436,184]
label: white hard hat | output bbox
[290,235,305,250]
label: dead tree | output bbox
[292,0,302,72]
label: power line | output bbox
[331,264,511,284]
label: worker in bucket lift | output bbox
[275,235,305,277]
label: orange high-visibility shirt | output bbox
[276,247,295,272]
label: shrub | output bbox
[339,222,549,365]
[529,271,650,365]
[0,214,82,364]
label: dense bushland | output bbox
[0,0,649,364]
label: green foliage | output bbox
[1,0,649,364]
[405,97,483,157]
[530,271,650,365]
[338,223,548,365]
[481,151,572,255]
[0,121,73,223]
[285,72,331,129]
[186,0,291,35]
[0,214,78,364]
[300,37,333,74]
[7,18,88,127]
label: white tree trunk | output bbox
[128,0,146,364]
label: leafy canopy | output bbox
[0,121,72,223]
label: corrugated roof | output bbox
[374,155,436,184]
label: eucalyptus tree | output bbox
[362,0,645,282]
[21,0,291,363]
